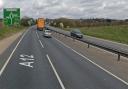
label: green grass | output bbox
[0,26,26,40]
[64,25,128,44]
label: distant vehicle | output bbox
[70,29,83,39]
[43,30,52,38]
[37,18,45,31]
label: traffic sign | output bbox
[3,8,20,26]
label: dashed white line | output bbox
[53,37,128,86]
[36,31,45,48]
[0,30,29,76]
[39,40,44,48]
[46,54,66,89]
[36,31,39,39]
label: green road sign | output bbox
[3,8,20,26]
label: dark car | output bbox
[70,29,83,39]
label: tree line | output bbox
[49,18,128,28]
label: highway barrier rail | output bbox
[46,26,128,61]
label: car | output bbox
[70,29,83,39]
[43,30,52,38]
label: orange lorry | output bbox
[37,18,45,30]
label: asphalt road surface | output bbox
[0,26,128,89]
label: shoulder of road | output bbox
[0,31,24,55]
[50,27,128,83]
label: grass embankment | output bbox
[0,26,26,40]
[64,25,128,44]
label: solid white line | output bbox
[53,37,128,86]
[39,40,44,48]
[0,30,29,76]
[36,31,39,39]
[46,54,66,89]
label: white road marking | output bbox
[0,30,29,76]
[20,57,34,61]
[19,62,34,68]
[46,54,66,89]
[20,54,34,58]
[39,40,44,48]
[53,37,128,86]
[36,31,45,48]
[20,54,35,61]
[36,31,39,39]
[19,54,35,68]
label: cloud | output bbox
[0,0,128,19]
[0,0,3,9]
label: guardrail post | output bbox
[88,44,90,48]
[117,54,120,61]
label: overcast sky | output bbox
[0,0,128,19]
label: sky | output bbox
[0,0,128,19]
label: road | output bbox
[0,26,128,89]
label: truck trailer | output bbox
[37,18,45,31]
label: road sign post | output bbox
[3,8,20,26]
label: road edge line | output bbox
[0,29,29,76]
[53,37,128,86]
[46,54,66,89]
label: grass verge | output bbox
[64,25,128,44]
[0,26,26,40]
